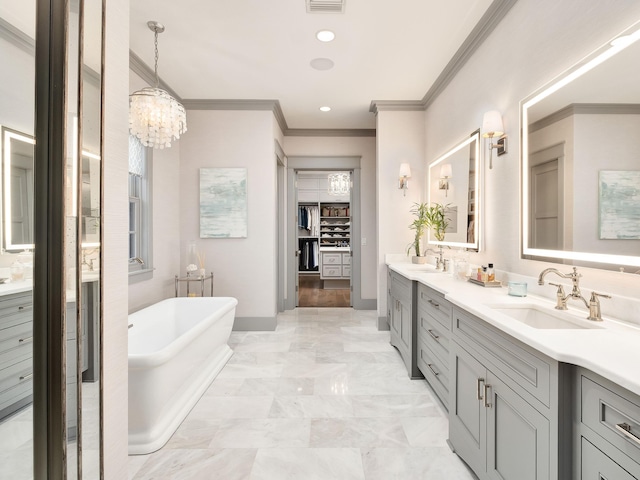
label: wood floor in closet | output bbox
[298,274,350,308]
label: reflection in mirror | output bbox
[521,20,640,271]
[2,128,35,251]
[0,3,36,479]
[428,130,480,249]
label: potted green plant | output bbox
[425,202,450,242]
[407,202,450,263]
[407,202,430,263]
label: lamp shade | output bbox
[399,163,412,177]
[440,164,452,178]
[482,110,504,137]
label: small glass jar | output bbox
[508,281,528,297]
[10,260,24,282]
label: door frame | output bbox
[285,156,363,310]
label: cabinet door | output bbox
[486,371,550,480]
[450,341,487,476]
[399,298,411,353]
[581,437,638,480]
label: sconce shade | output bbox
[482,110,504,137]
[399,163,412,178]
[440,164,452,178]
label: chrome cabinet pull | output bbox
[484,384,492,408]
[427,363,439,376]
[18,336,33,344]
[18,305,32,311]
[427,329,439,341]
[19,373,33,381]
[616,423,640,445]
[477,378,485,400]
[428,299,440,309]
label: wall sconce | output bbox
[482,110,507,169]
[439,164,452,197]
[398,163,411,196]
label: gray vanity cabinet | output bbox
[450,307,567,480]
[387,270,421,379]
[416,283,451,409]
[0,291,33,420]
[574,367,640,479]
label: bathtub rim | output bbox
[128,296,238,369]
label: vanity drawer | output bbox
[0,322,32,370]
[322,265,342,277]
[417,337,449,409]
[0,358,32,399]
[453,307,552,407]
[417,284,452,331]
[322,253,341,264]
[342,266,351,277]
[581,437,639,480]
[581,375,640,460]
[390,271,411,305]
[0,292,33,330]
[417,309,450,361]
[342,253,351,265]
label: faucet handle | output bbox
[587,291,611,321]
[549,283,568,310]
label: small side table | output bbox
[175,272,214,297]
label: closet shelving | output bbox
[319,203,350,247]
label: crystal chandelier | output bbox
[328,172,350,196]
[129,21,187,149]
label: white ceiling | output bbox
[130,0,494,130]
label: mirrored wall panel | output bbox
[0,3,36,478]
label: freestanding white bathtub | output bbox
[127,297,237,455]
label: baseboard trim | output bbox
[378,316,390,331]
[353,298,377,310]
[233,316,277,331]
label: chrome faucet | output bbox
[538,267,588,310]
[424,247,444,270]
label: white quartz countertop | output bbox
[0,271,100,299]
[319,247,351,252]
[388,262,640,397]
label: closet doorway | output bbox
[296,171,352,307]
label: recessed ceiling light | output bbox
[316,30,335,42]
[310,57,334,71]
[320,106,331,112]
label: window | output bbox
[128,135,152,279]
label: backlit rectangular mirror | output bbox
[521,20,640,271]
[2,127,35,251]
[428,130,480,250]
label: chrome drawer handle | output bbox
[427,363,439,377]
[616,423,640,445]
[428,299,440,309]
[20,373,33,381]
[477,378,485,401]
[427,329,439,341]
[18,305,32,311]
[484,384,492,408]
[19,336,33,344]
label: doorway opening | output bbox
[296,170,352,308]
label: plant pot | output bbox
[411,256,427,264]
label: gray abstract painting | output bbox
[599,170,640,239]
[200,168,247,238]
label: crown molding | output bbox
[286,128,376,137]
[0,17,34,54]
[369,100,425,115]
[528,103,640,133]
[422,0,518,108]
[129,50,183,102]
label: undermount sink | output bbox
[488,304,601,330]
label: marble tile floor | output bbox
[129,308,477,480]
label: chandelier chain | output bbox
[153,29,159,88]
